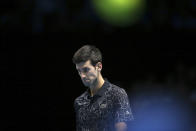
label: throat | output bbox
[90,78,105,97]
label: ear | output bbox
[96,62,102,71]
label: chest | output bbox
[77,95,114,122]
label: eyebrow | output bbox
[77,67,89,71]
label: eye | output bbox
[83,67,89,73]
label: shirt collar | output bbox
[86,79,110,97]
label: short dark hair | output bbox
[72,45,102,66]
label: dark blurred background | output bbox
[1,0,196,131]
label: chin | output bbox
[83,82,90,87]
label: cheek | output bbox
[87,71,97,79]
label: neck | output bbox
[90,74,105,97]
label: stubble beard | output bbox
[83,70,99,88]
[83,77,98,89]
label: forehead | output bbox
[76,60,93,70]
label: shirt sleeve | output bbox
[114,88,134,123]
[74,99,81,131]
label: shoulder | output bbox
[106,82,128,99]
[110,83,128,96]
[74,91,88,107]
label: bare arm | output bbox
[115,122,127,131]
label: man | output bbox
[72,45,134,131]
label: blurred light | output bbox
[92,0,146,27]
[128,90,192,131]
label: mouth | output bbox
[83,79,90,82]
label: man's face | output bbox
[76,60,99,87]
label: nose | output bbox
[79,72,86,79]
